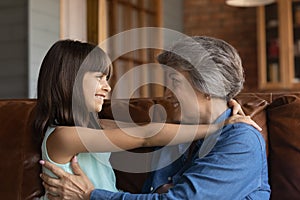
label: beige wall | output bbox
[28,0,60,98]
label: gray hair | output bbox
[158,36,245,100]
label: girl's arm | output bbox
[46,114,260,164]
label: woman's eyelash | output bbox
[96,75,108,80]
[172,78,179,83]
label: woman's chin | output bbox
[94,98,104,112]
[95,105,103,113]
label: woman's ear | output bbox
[204,93,211,100]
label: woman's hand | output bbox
[39,156,94,200]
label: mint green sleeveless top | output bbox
[40,127,118,199]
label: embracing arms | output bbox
[46,100,261,163]
[47,116,259,164]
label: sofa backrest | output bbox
[266,94,300,200]
[0,99,43,199]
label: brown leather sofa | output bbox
[0,92,299,200]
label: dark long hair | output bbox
[34,39,111,139]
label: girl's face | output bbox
[83,71,111,113]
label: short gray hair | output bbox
[158,36,244,100]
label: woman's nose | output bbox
[103,81,111,92]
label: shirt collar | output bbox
[213,108,232,124]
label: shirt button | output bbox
[168,177,172,181]
[150,187,154,191]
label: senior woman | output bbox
[40,36,270,200]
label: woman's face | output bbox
[165,69,208,123]
[83,71,111,113]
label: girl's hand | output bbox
[225,115,262,131]
[228,99,245,116]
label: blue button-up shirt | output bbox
[91,109,271,200]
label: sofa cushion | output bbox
[267,95,300,200]
[0,99,43,199]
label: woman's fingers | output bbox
[40,160,66,178]
[42,181,60,198]
[70,156,84,176]
[40,173,62,187]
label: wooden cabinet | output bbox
[257,0,300,90]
